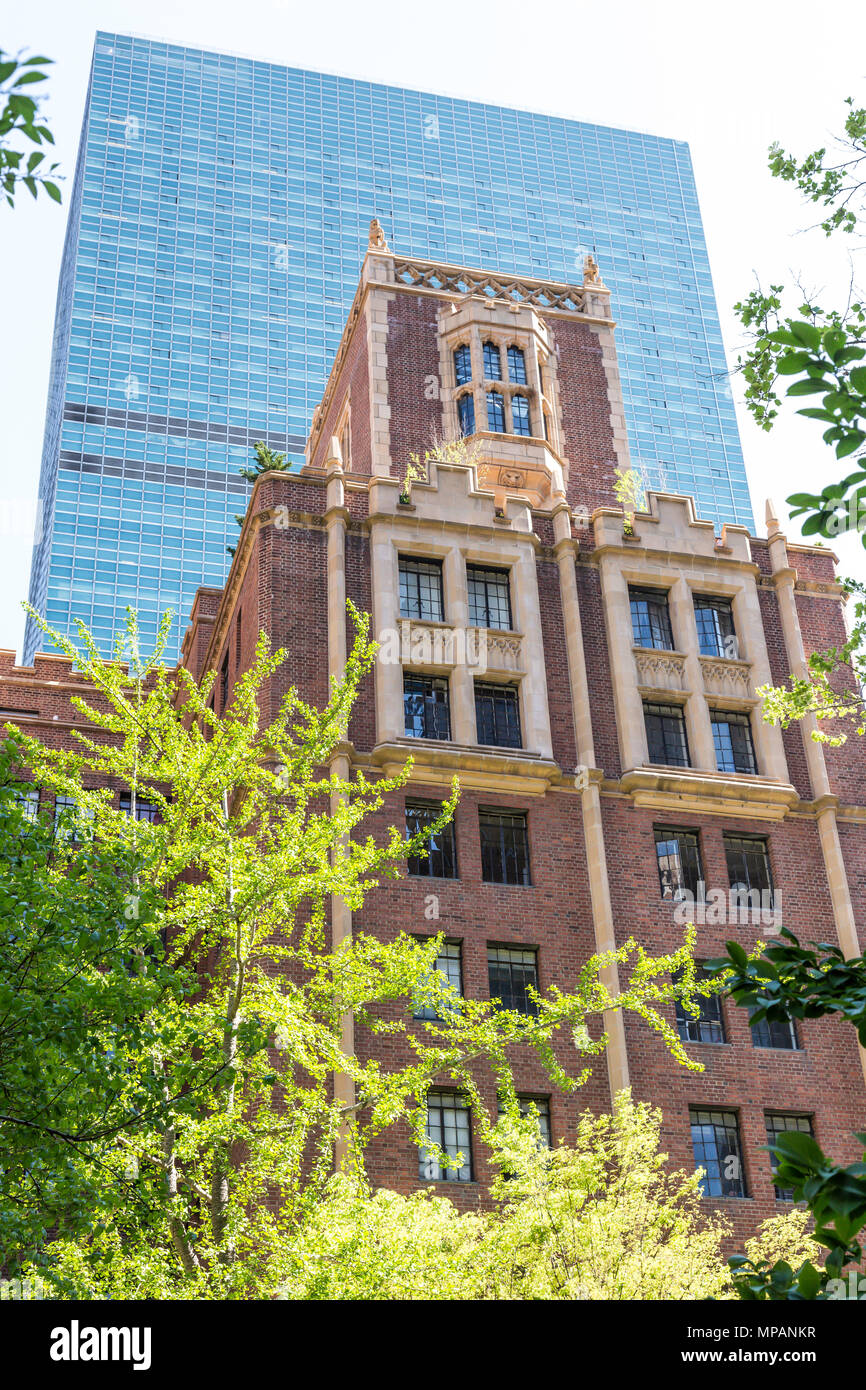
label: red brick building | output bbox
[6,223,866,1243]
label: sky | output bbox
[1,0,865,659]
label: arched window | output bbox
[486,390,505,432]
[511,394,531,436]
[453,344,472,386]
[482,341,502,380]
[507,345,527,384]
[457,392,476,437]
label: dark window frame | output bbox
[398,555,445,622]
[453,343,472,386]
[629,586,674,650]
[511,393,531,436]
[487,943,539,1015]
[643,701,690,768]
[674,964,726,1044]
[711,709,758,775]
[403,673,452,741]
[654,826,703,900]
[467,565,512,631]
[479,808,531,886]
[765,1113,814,1200]
[694,595,736,658]
[405,800,458,879]
[457,391,475,437]
[482,340,502,380]
[507,344,528,384]
[690,1107,748,1198]
[413,938,463,1021]
[474,681,522,749]
[723,834,773,896]
[751,1014,799,1051]
[420,1090,473,1182]
[486,389,506,432]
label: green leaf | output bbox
[776,352,813,375]
[12,71,48,87]
[42,180,61,203]
[836,432,866,459]
[787,379,829,396]
[789,321,823,350]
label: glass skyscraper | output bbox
[25,30,753,663]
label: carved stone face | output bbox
[499,469,526,489]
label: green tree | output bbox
[272,1092,814,1301]
[707,933,866,1299]
[4,605,707,1298]
[227,441,290,555]
[0,49,60,207]
[735,98,866,547]
[0,732,187,1259]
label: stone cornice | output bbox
[619,766,800,821]
[369,739,560,795]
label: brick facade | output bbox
[8,237,866,1247]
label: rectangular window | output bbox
[405,800,457,878]
[467,565,512,630]
[11,785,39,822]
[723,834,772,896]
[414,940,462,1020]
[765,1114,813,1199]
[220,651,229,710]
[453,343,472,386]
[457,392,475,437]
[629,586,674,649]
[499,1095,551,1148]
[751,1014,798,1050]
[483,341,502,380]
[420,1092,472,1182]
[711,710,757,774]
[479,808,531,885]
[474,682,521,749]
[403,673,451,740]
[488,945,539,1015]
[53,795,93,842]
[654,827,703,899]
[694,596,736,658]
[690,1108,747,1197]
[675,966,726,1043]
[399,556,444,622]
[507,345,528,384]
[119,792,158,823]
[486,390,505,432]
[511,394,531,436]
[643,701,690,767]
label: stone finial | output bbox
[368,217,389,251]
[583,251,605,287]
[765,497,781,534]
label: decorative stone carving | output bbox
[634,648,687,692]
[499,468,526,489]
[699,656,754,698]
[394,258,589,314]
[368,217,389,250]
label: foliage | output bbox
[0,49,60,207]
[0,733,187,1257]
[400,436,481,502]
[238,440,289,484]
[34,1093,818,1301]
[613,466,647,534]
[735,98,866,545]
[758,577,866,746]
[707,933,866,1298]
[227,442,290,555]
[4,605,707,1297]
